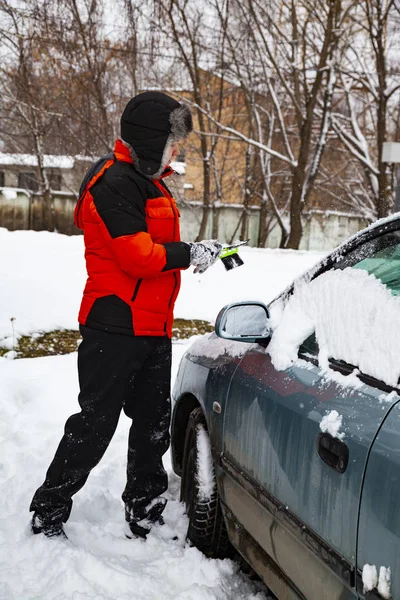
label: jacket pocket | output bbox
[145,206,175,219]
[145,197,175,220]
[132,279,142,301]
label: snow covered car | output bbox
[171,215,400,600]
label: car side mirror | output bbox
[215,302,271,345]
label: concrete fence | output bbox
[0,187,368,251]
[0,188,79,235]
[178,202,368,251]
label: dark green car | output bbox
[171,215,400,600]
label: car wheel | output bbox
[180,406,233,559]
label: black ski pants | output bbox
[30,325,172,524]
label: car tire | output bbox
[180,406,233,559]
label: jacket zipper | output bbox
[154,179,178,240]
[165,192,178,334]
[153,178,179,335]
[164,272,178,334]
[131,279,142,301]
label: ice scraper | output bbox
[219,239,249,270]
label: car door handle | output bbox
[317,433,349,473]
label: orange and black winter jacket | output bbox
[74,140,191,337]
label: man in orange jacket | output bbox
[30,91,222,539]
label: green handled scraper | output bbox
[219,239,249,270]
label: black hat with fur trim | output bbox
[120,91,193,179]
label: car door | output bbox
[357,399,400,600]
[220,229,400,600]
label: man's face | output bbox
[170,142,180,161]
[165,141,181,167]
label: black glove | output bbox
[189,240,223,274]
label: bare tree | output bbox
[1,0,399,244]
[187,0,347,248]
[331,0,400,219]
[0,0,66,230]
[51,0,133,155]
[147,0,247,240]
[0,0,141,231]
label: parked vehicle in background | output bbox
[171,215,400,600]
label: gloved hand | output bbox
[189,240,223,274]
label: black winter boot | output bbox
[31,512,68,539]
[125,498,166,539]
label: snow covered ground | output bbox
[0,229,323,600]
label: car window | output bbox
[334,231,400,295]
[298,332,319,359]
[298,231,400,360]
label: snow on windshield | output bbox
[268,267,400,388]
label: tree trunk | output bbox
[258,197,268,247]
[43,190,55,232]
[286,205,302,248]
[286,164,305,248]
[376,71,391,217]
[240,146,252,240]
[240,210,249,241]
[279,224,289,248]
[212,205,219,239]
[195,83,213,240]
[377,163,392,218]
[196,153,211,241]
